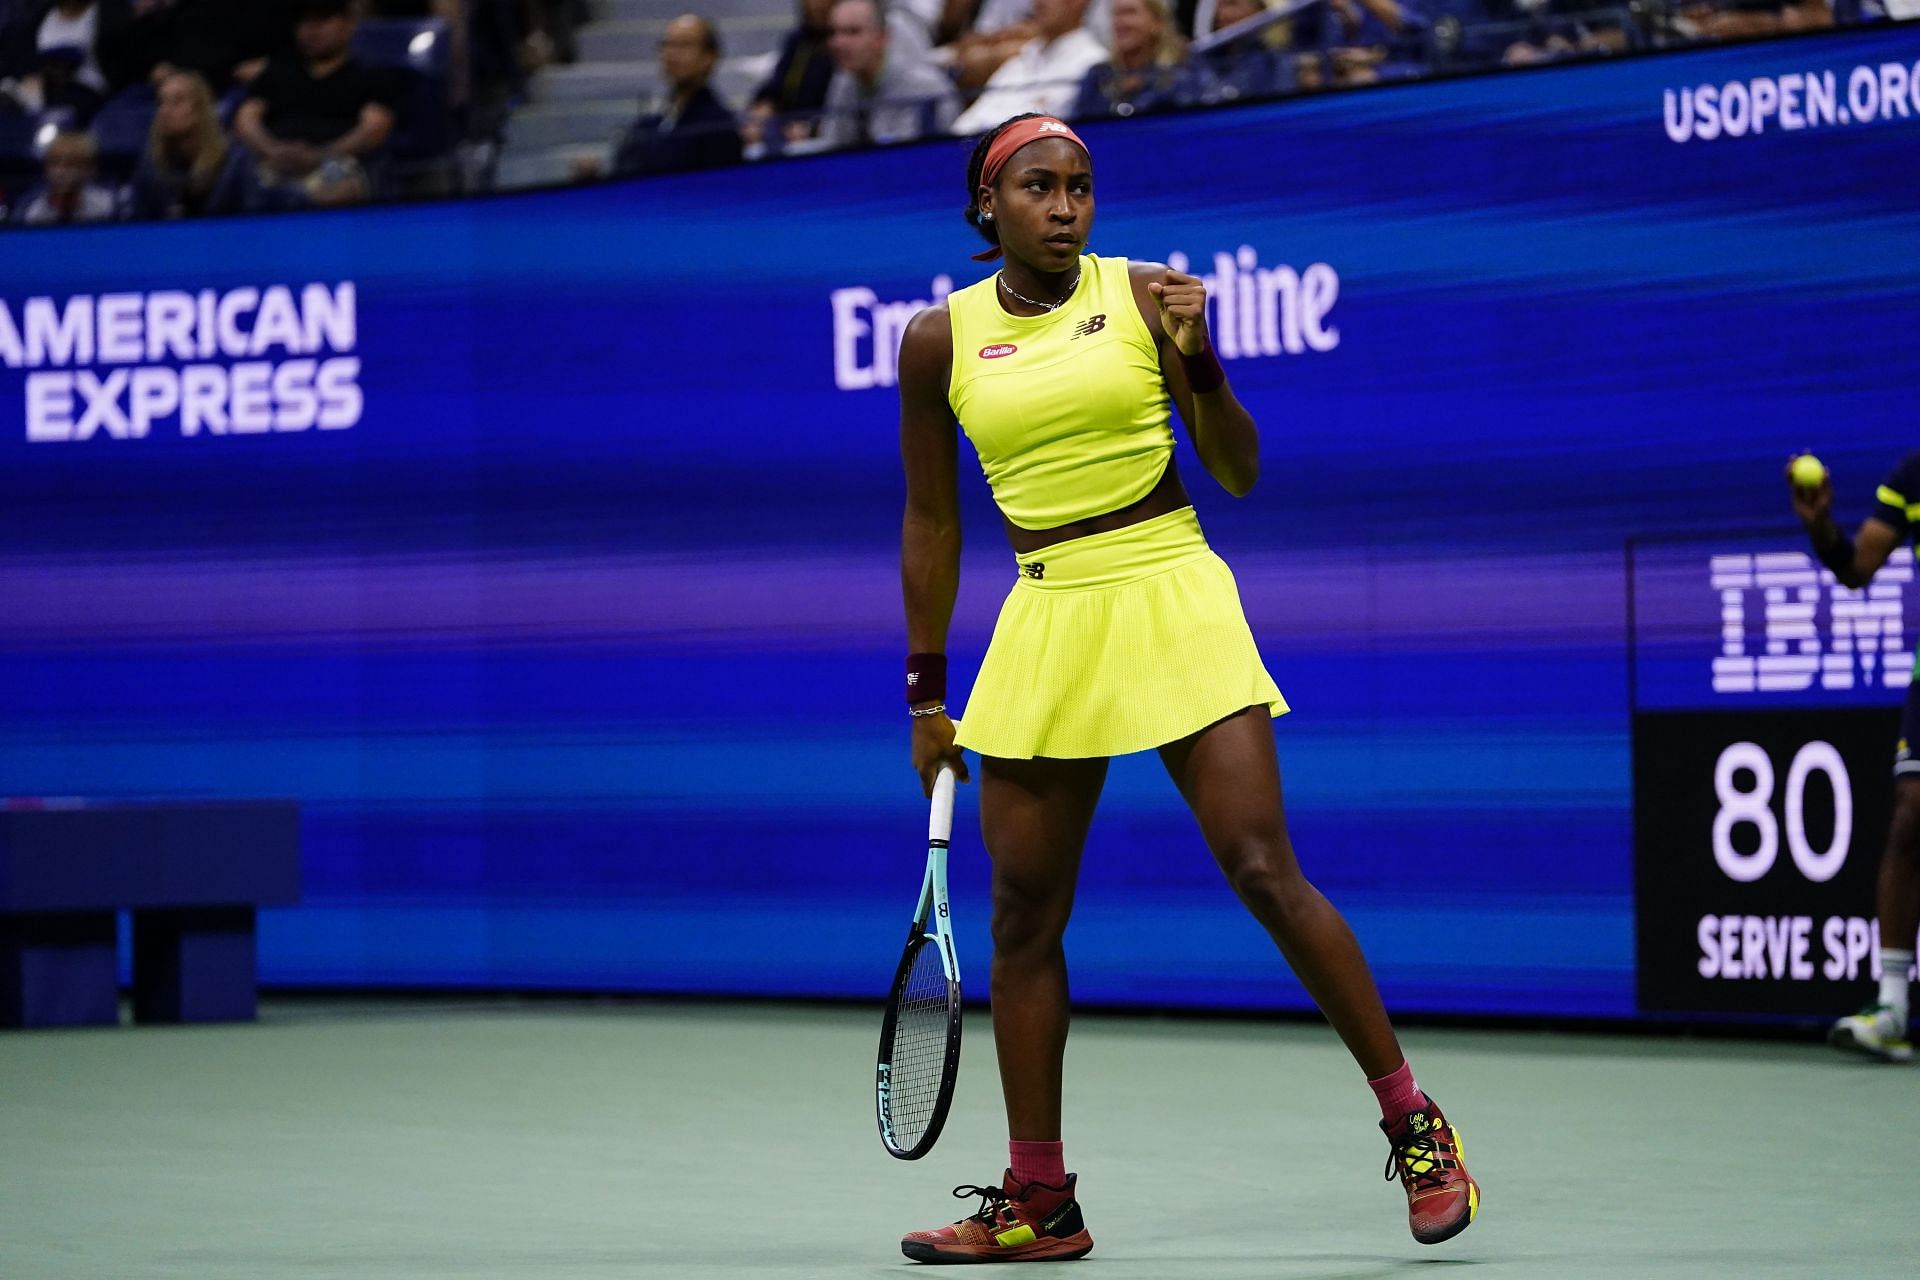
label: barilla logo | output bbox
[979,344,1017,359]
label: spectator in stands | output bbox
[951,0,1107,135]
[1498,30,1616,67]
[114,0,287,92]
[574,13,742,179]
[949,12,1036,92]
[1493,0,1632,67]
[1304,0,1414,86]
[1070,0,1209,119]
[1675,0,1831,42]
[950,0,1112,92]
[1195,0,1292,99]
[128,68,251,217]
[816,0,957,146]
[518,0,583,68]
[461,1,586,138]
[9,126,118,222]
[743,0,837,150]
[884,0,969,64]
[366,1,467,101]
[234,0,397,207]
[1,0,132,122]
[464,0,528,146]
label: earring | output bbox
[981,212,993,222]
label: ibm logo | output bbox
[1710,552,1913,694]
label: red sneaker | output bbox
[901,1170,1094,1264]
[1381,1099,1481,1245]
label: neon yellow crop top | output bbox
[947,254,1173,531]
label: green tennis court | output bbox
[0,999,1907,1279]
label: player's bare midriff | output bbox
[1003,461,1191,556]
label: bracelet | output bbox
[907,652,947,704]
[908,702,947,718]
[1180,344,1225,394]
[1815,531,1855,577]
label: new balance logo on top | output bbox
[1071,314,1106,340]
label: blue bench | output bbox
[0,801,300,1028]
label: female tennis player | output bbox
[896,114,1480,1263]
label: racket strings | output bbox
[884,942,954,1146]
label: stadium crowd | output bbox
[0,0,1904,222]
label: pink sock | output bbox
[1367,1060,1429,1126]
[1009,1139,1066,1188]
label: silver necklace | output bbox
[997,266,1081,313]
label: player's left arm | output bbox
[1129,261,1258,497]
[1840,519,1904,588]
[1790,455,1910,589]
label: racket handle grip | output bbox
[928,764,957,843]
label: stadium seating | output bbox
[0,110,56,207]
[90,85,155,183]
[351,17,455,166]
[0,0,1886,215]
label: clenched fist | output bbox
[1147,270,1211,356]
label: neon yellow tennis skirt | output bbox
[952,507,1288,761]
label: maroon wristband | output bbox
[907,652,947,704]
[1180,344,1225,394]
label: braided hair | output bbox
[963,113,1048,251]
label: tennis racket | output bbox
[876,763,962,1160]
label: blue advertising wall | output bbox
[3,28,1917,1017]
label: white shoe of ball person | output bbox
[1828,1005,1913,1063]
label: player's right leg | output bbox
[902,754,1105,1264]
[1830,728,1920,1064]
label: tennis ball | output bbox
[1790,454,1828,489]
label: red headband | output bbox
[972,116,1091,263]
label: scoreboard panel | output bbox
[1631,534,1916,1018]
